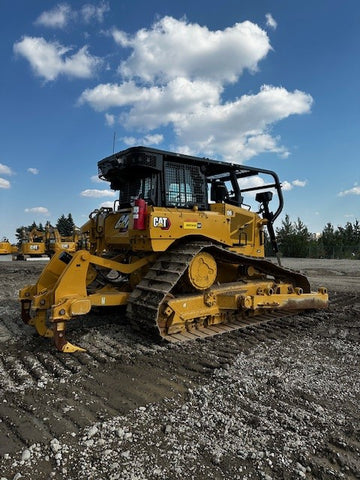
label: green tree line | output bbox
[266,214,360,259]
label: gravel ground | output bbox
[0,257,359,480]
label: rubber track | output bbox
[126,242,308,342]
[127,242,204,338]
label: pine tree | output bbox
[66,213,75,235]
[56,213,75,236]
[276,214,295,257]
[56,215,67,236]
[276,215,310,257]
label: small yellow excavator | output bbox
[44,223,78,256]
[20,146,328,352]
[0,237,13,255]
[16,228,47,260]
[16,225,79,260]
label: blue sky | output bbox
[1,0,359,242]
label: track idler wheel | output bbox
[187,252,217,290]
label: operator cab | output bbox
[98,147,208,209]
[98,146,283,218]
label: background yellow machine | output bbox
[20,146,328,352]
[0,237,13,255]
[16,228,47,260]
[16,224,78,260]
[44,223,78,256]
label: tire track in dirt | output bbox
[1,260,359,477]
[0,309,326,395]
[0,310,333,456]
[308,435,360,479]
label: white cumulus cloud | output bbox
[0,163,13,175]
[79,78,220,116]
[265,13,277,30]
[80,189,116,198]
[35,3,72,28]
[14,36,102,81]
[282,179,308,191]
[79,81,156,111]
[238,175,266,191]
[292,179,307,187]
[168,85,312,161]
[35,2,109,28]
[78,16,313,162]
[27,167,39,175]
[281,181,293,191]
[123,79,222,131]
[113,16,271,83]
[0,178,10,189]
[338,185,360,196]
[25,207,49,214]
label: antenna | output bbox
[112,132,116,153]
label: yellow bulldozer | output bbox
[20,146,328,352]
